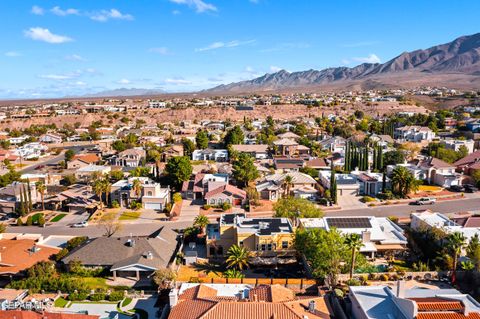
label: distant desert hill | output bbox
[207,33,480,93]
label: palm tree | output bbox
[391,166,416,198]
[92,180,104,210]
[447,232,466,281]
[103,177,111,208]
[226,245,250,270]
[132,178,142,199]
[35,181,46,211]
[284,175,293,197]
[193,214,210,234]
[345,233,364,279]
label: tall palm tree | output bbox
[35,181,46,211]
[447,232,467,281]
[194,214,210,234]
[92,180,104,210]
[103,177,111,208]
[132,178,142,199]
[345,233,364,279]
[284,175,293,198]
[226,245,250,270]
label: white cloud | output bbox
[172,10,181,15]
[117,78,131,84]
[169,0,217,13]
[74,81,87,86]
[24,27,73,44]
[352,54,381,64]
[51,6,79,16]
[195,39,255,52]
[31,5,44,15]
[270,66,282,72]
[38,74,75,80]
[89,9,134,22]
[149,47,170,55]
[5,51,22,57]
[65,54,85,61]
[164,78,192,85]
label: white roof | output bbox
[179,283,253,297]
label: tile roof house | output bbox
[454,150,480,175]
[394,125,435,142]
[168,283,331,319]
[63,226,179,281]
[110,177,170,211]
[67,154,100,170]
[112,148,146,167]
[204,184,246,207]
[418,157,463,187]
[349,282,480,319]
[230,144,269,159]
[256,172,318,201]
[181,174,229,200]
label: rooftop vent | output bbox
[308,300,316,313]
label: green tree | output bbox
[35,181,46,211]
[232,153,259,187]
[64,149,75,162]
[345,233,364,279]
[193,214,209,234]
[224,125,244,147]
[63,174,77,186]
[274,197,323,225]
[383,150,405,166]
[181,138,196,157]
[391,166,416,198]
[226,245,250,270]
[195,130,209,150]
[153,268,177,290]
[284,175,293,197]
[467,234,480,271]
[165,156,193,189]
[446,232,466,277]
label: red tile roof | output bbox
[417,313,480,319]
[204,184,246,200]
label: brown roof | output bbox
[204,184,246,200]
[463,217,480,228]
[169,285,330,319]
[72,153,100,164]
[421,157,454,169]
[417,313,480,319]
[0,311,99,319]
[454,150,480,167]
[305,158,328,168]
[0,239,60,275]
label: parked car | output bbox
[449,185,465,192]
[464,184,479,193]
[415,197,436,205]
[71,221,88,228]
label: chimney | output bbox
[169,288,178,307]
[361,231,371,243]
[396,280,406,299]
[308,300,316,313]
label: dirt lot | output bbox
[0,102,427,130]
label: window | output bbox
[239,241,243,247]
[210,199,216,205]
[261,244,266,251]
[147,191,153,196]
[267,244,272,251]
[282,241,289,249]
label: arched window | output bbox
[210,199,216,205]
[147,191,153,196]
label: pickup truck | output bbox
[415,197,436,205]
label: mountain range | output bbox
[207,33,480,93]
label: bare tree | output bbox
[97,212,121,237]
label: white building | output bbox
[192,149,228,162]
[442,138,475,154]
[148,100,167,108]
[394,126,435,142]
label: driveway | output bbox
[178,200,200,222]
[337,194,367,210]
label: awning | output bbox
[375,244,406,251]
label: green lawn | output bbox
[119,211,141,221]
[54,297,68,308]
[121,297,133,308]
[74,277,110,290]
[50,213,67,222]
[31,213,43,223]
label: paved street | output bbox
[327,197,480,218]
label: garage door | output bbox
[144,203,162,210]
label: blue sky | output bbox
[0,0,479,99]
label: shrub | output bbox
[129,201,142,210]
[111,200,120,208]
[17,218,23,226]
[164,202,172,214]
[389,274,399,281]
[345,278,361,286]
[361,196,375,203]
[334,288,344,298]
[68,291,88,301]
[90,293,106,302]
[388,216,399,224]
[172,193,182,203]
[38,214,45,226]
[26,216,33,226]
[397,270,406,277]
[203,204,211,210]
[221,202,232,211]
[55,248,69,261]
[379,274,389,281]
[66,237,88,251]
[368,273,377,281]
[358,274,368,283]
[108,291,124,302]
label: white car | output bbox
[415,197,436,205]
[71,221,88,228]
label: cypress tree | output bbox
[27,180,33,212]
[19,186,25,216]
[378,146,383,171]
[382,167,387,192]
[373,145,377,171]
[330,161,337,204]
[344,142,350,172]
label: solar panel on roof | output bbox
[326,217,372,229]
